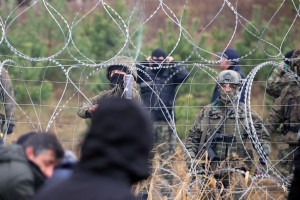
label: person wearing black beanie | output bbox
[34,97,154,200]
[136,48,189,198]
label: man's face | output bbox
[220,57,231,71]
[218,83,239,102]
[26,147,58,177]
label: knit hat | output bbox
[151,48,167,59]
[217,48,240,64]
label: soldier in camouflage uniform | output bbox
[265,49,300,178]
[0,67,16,144]
[186,70,270,191]
[266,50,294,98]
[265,50,295,177]
[77,56,141,119]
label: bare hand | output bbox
[88,104,99,113]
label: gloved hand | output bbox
[6,123,14,134]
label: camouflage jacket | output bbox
[186,100,270,170]
[77,85,141,119]
[265,80,300,143]
[266,68,292,98]
[0,68,16,125]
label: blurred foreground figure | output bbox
[44,150,78,187]
[34,97,154,200]
[0,132,64,200]
[0,67,16,144]
[288,140,300,200]
[266,49,300,178]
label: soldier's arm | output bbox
[77,95,102,119]
[266,68,288,98]
[0,68,16,124]
[185,108,206,160]
[265,92,285,134]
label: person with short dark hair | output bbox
[34,97,154,200]
[0,132,64,200]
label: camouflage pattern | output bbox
[105,56,137,80]
[186,100,271,173]
[0,68,16,132]
[152,120,176,197]
[153,121,176,158]
[266,67,291,98]
[265,80,300,176]
[77,85,141,119]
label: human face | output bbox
[220,57,231,70]
[220,83,237,92]
[218,83,239,103]
[26,147,58,177]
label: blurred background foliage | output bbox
[0,0,298,139]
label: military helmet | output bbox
[217,70,242,103]
[216,70,242,86]
[106,56,137,80]
[291,49,300,76]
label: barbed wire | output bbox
[0,0,299,198]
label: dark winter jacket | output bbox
[34,98,154,200]
[211,65,246,103]
[288,140,300,200]
[0,144,46,200]
[137,61,189,121]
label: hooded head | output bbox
[106,56,137,87]
[78,97,154,184]
[150,48,168,69]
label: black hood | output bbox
[78,98,154,184]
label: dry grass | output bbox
[135,147,288,200]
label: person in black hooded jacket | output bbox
[136,48,189,197]
[33,97,154,200]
